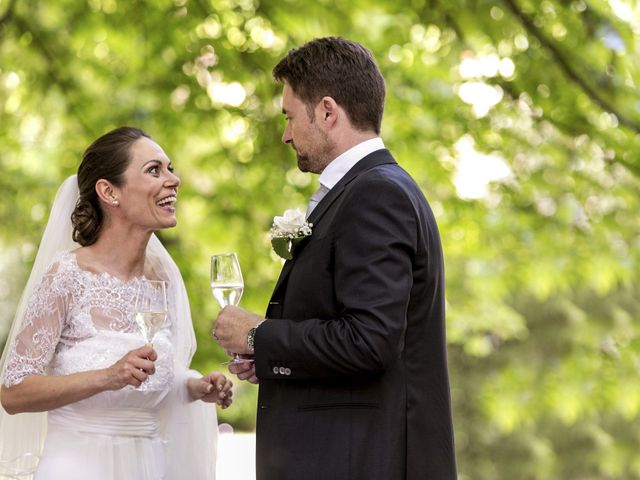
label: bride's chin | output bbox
[153,218,178,230]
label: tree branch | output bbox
[435,1,639,174]
[501,0,640,133]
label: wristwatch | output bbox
[246,319,266,354]
[247,327,257,354]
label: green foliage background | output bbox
[1,0,639,478]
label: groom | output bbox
[213,37,457,479]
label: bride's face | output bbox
[115,137,181,231]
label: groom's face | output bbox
[281,83,333,174]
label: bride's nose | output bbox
[166,171,181,188]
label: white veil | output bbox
[0,176,217,479]
[0,176,79,478]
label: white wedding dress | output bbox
[0,176,218,479]
[2,249,216,479]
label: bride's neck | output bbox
[77,226,152,281]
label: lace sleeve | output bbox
[2,261,68,387]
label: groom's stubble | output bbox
[293,124,334,175]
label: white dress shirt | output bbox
[318,137,386,191]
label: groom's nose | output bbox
[282,125,292,144]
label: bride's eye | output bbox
[146,165,160,175]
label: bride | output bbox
[0,127,231,479]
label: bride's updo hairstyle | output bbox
[71,126,151,246]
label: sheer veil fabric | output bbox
[0,176,217,479]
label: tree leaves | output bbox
[1,0,639,477]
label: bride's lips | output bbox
[156,194,177,212]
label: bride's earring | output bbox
[112,199,119,206]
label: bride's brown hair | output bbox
[71,126,150,246]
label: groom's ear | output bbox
[95,179,119,206]
[318,96,339,128]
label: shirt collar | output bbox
[318,137,385,190]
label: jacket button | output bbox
[278,367,286,375]
[284,368,291,376]
[272,366,279,374]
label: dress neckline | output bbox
[65,250,147,286]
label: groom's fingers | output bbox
[225,354,258,384]
[227,363,242,375]
[228,361,251,376]
[230,362,257,383]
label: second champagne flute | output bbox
[210,253,247,365]
[210,253,244,307]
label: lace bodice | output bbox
[2,250,174,394]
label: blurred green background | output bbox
[1,0,639,478]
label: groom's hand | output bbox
[213,305,264,354]
[229,358,259,384]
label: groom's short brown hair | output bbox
[273,37,386,134]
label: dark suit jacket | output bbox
[254,149,457,480]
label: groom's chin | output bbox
[297,156,324,174]
[296,155,310,172]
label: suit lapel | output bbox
[268,149,397,305]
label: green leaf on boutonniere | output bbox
[271,237,293,260]
[290,236,307,250]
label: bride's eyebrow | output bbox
[142,159,176,173]
[142,159,168,167]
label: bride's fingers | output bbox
[129,366,148,384]
[220,396,233,409]
[202,381,215,397]
[215,375,233,392]
[130,357,155,375]
[225,378,233,392]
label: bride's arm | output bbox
[1,344,157,414]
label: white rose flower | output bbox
[273,208,307,233]
[269,208,313,260]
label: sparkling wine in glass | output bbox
[212,283,244,307]
[210,253,248,364]
[134,279,168,344]
[210,253,244,307]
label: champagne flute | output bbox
[210,253,244,307]
[134,279,168,344]
[210,253,247,364]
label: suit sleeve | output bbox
[254,173,417,379]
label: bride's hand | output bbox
[187,372,233,408]
[103,345,157,390]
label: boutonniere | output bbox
[269,208,313,260]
